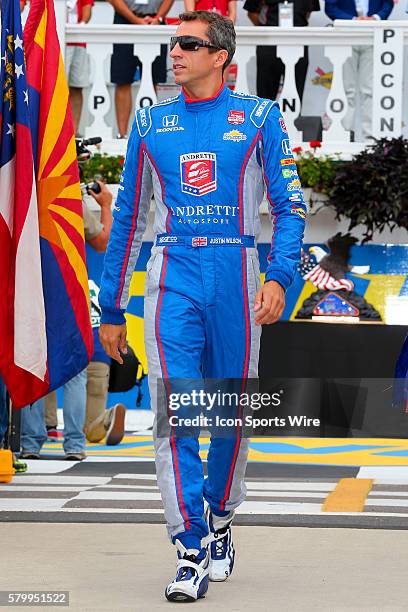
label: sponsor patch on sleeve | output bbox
[228,110,245,125]
[279,117,288,133]
[290,204,306,219]
[280,157,296,166]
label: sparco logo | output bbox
[180,152,217,197]
[255,100,268,117]
[158,236,178,244]
[139,109,147,127]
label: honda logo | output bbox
[163,115,178,128]
[281,139,293,156]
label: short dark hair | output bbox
[178,11,236,70]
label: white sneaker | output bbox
[206,506,235,582]
[165,540,209,603]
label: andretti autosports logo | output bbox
[180,152,217,197]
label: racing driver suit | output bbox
[99,83,306,551]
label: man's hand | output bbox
[99,323,127,364]
[106,0,144,23]
[88,180,113,209]
[253,281,285,325]
[145,15,161,23]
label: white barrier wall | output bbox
[53,1,408,245]
[54,1,408,154]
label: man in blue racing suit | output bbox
[99,10,306,603]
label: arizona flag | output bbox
[0,0,93,408]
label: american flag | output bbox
[0,0,48,404]
[299,251,354,292]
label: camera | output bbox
[85,181,101,195]
[76,136,103,197]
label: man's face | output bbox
[170,20,223,86]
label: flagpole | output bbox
[54,0,67,56]
[3,391,21,453]
[8,398,22,453]
[3,392,11,451]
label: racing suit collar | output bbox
[181,82,229,111]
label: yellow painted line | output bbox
[322,478,373,512]
[41,437,408,464]
[289,280,317,321]
[363,274,406,322]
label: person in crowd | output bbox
[244,0,320,103]
[84,280,126,445]
[71,182,127,446]
[0,377,28,472]
[98,10,305,601]
[108,0,175,139]
[325,0,394,139]
[45,181,125,447]
[44,300,126,448]
[82,181,114,252]
[21,377,87,461]
[66,0,94,133]
[45,182,114,439]
[184,0,236,22]
[21,181,117,461]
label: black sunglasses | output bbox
[170,35,221,52]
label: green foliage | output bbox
[328,137,408,242]
[79,139,408,244]
[81,153,124,184]
[293,142,337,194]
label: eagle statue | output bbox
[300,233,370,291]
[296,233,381,321]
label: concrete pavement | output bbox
[1,523,408,611]
[4,460,408,527]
